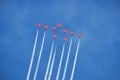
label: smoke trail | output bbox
[26,29,39,80]
[70,39,80,80]
[44,41,54,80]
[48,45,57,80]
[56,43,65,80]
[62,37,73,80]
[33,31,46,80]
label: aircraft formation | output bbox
[26,22,82,80]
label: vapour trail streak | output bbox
[33,31,46,80]
[70,39,80,80]
[26,29,39,80]
[44,41,54,80]
[48,45,57,80]
[56,43,65,80]
[62,37,73,80]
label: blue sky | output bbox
[0,0,120,80]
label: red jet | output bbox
[52,26,56,31]
[63,28,67,34]
[53,33,57,39]
[78,32,82,38]
[71,31,75,36]
[37,22,41,28]
[58,22,62,28]
[44,24,48,30]
[63,36,67,42]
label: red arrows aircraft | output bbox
[71,31,75,36]
[53,33,57,39]
[52,26,56,31]
[63,28,67,34]
[36,22,41,28]
[44,24,48,30]
[58,22,62,28]
[78,32,82,38]
[63,36,67,42]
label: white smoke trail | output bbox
[48,45,57,80]
[56,43,65,80]
[70,39,80,80]
[62,37,73,80]
[33,31,46,80]
[26,29,39,80]
[44,41,54,80]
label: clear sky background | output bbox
[0,0,120,80]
